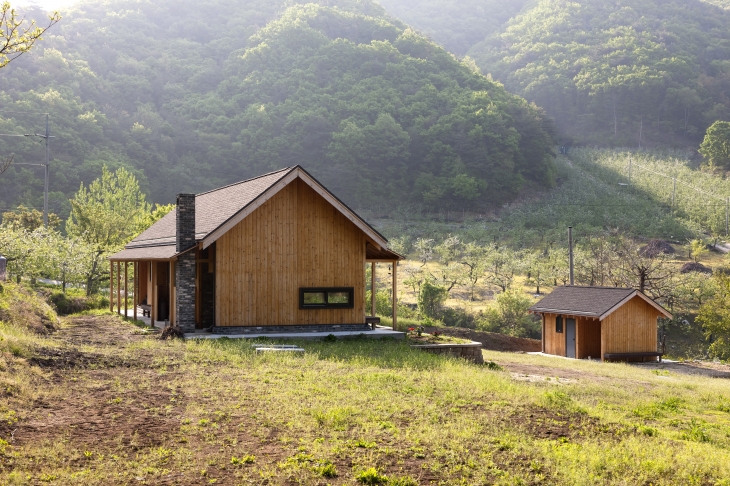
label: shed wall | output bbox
[576,317,601,359]
[543,313,566,357]
[215,178,366,326]
[601,296,659,358]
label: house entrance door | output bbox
[566,318,576,358]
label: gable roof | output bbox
[528,286,672,320]
[119,166,391,255]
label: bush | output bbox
[44,291,109,315]
[477,291,540,338]
[439,306,477,328]
[418,279,448,318]
[365,288,393,316]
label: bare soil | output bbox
[424,326,541,352]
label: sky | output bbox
[14,0,78,11]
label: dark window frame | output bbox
[556,315,563,333]
[299,287,354,309]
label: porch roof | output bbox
[108,244,177,261]
[366,244,404,261]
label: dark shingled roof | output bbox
[109,245,178,261]
[127,167,293,249]
[529,286,637,318]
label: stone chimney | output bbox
[176,194,196,332]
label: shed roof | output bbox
[111,166,398,260]
[529,286,672,320]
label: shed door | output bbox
[566,318,576,358]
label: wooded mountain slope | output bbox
[376,0,730,147]
[0,0,556,217]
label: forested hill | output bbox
[0,0,556,218]
[377,0,730,148]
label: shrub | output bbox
[418,279,447,318]
[44,290,109,315]
[365,289,393,316]
[476,291,539,338]
[355,467,388,485]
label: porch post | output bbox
[371,262,376,316]
[109,260,113,312]
[133,262,138,322]
[117,262,122,314]
[392,260,397,331]
[124,262,128,319]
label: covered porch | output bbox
[109,244,177,327]
[366,243,402,330]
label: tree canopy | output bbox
[700,121,730,169]
[0,0,556,217]
[467,0,730,147]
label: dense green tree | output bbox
[467,0,730,146]
[697,274,730,359]
[66,166,151,294]
[0,0,555,214]
[699,121,730,168]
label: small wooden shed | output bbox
[108,166,403,333]
[529,286,672,362]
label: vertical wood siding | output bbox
[215,178,366,326]
[601,296,659,359]
[576,317,601,359]
[543,313,566,356]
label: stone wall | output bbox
[175,194,196,332]
[211,324,371,334]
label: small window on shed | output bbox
[556,315,563,333]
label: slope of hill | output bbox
[375,0,528,55]
[375,0,730,148]
[0,0,556,217]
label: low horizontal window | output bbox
[300,287,354,309]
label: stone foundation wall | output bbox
[411,342,484,364]
[211,324,371,334]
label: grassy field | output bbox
[3,283,730,485]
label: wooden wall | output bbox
[215,178,366,327]
[576,317,601,359]
[601,296,659,358]
[543,313,566,357]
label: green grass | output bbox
[3,313,730,484]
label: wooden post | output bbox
[109,261,114,312]
[117,262,122,314]
[169,260,175,326]
[392,260,397,331]
[124,262,128,319]
[371,262,376,316]
[133,262,138,322]
[151,262,156,325]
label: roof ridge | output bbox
[195,166,295,196]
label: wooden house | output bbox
[529,286,672,362]
[108,166,403,333]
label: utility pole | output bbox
[43,113,49,227]
[0,112,53,226]
[671,177,676,214]
[568,226,574,286]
